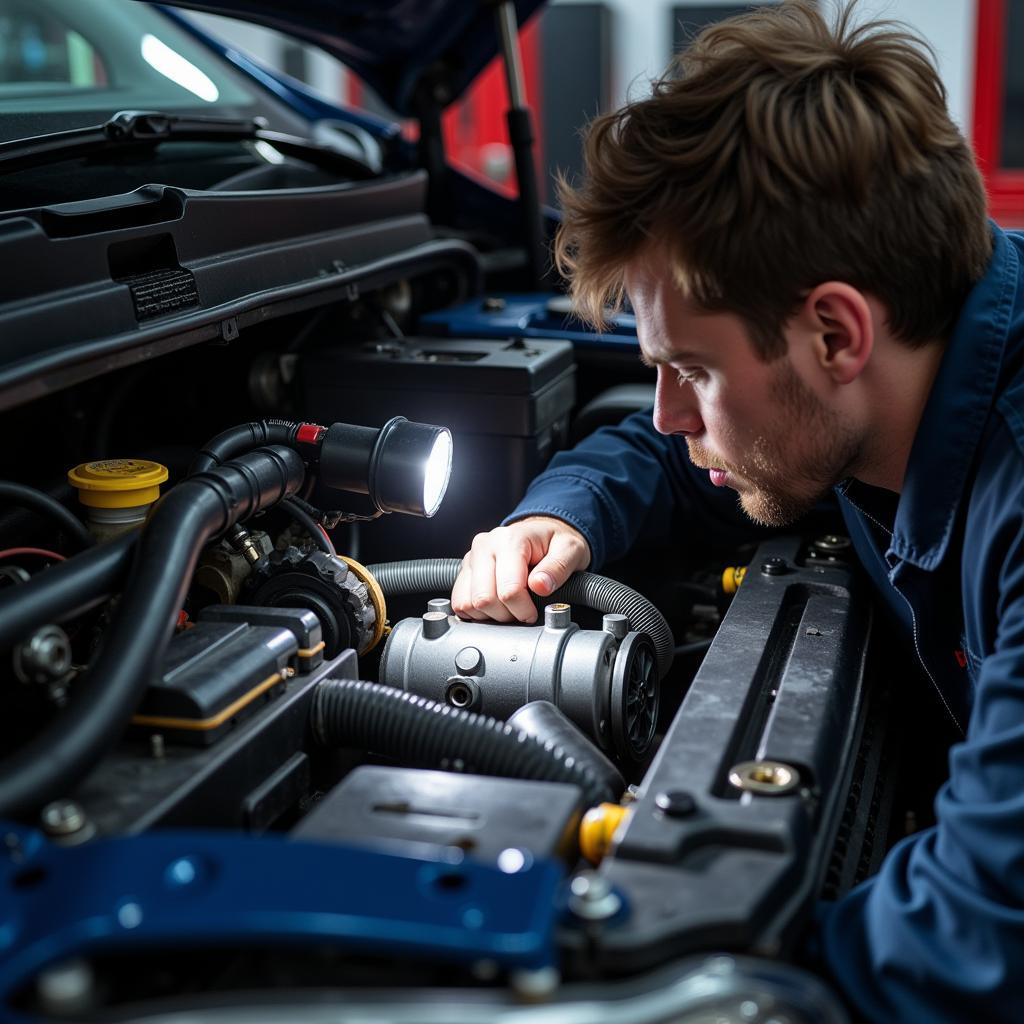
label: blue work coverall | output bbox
[504,224,1024,1021]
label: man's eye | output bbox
[675,368,705,385]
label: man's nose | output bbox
[653,365,703,436]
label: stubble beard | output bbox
[687,361,860,528]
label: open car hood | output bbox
[151,0,546,116]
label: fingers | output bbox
[452,528,533,623]
[494,540,539,622]
[529,529,590,595]
[451,518,591,624]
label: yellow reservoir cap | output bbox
[68,459,168,509]
[579,803,631,865]
[721,565,748,595]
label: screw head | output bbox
[568,871,622,921]
[654,790,697,818]
[41,800,85,836]
[813,534,851,553]
[760,557,789,576]
[37,958,94,1015]
[728,760,801,795]
[510,965,560,1000]
[14,625,71,684]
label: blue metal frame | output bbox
[420,293,639,352]
[0,825,564,1018]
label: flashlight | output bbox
[318,416,453,517]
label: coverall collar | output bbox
[885,224,1017,572]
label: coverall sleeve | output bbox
[503,408,763,570]
[818,450,1024,1023]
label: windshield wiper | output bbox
[0,110,376,179]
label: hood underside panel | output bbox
[152,0,545,115]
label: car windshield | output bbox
[0,0,277,141]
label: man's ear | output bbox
[801,282,873,385]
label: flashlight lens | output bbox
[423,430,453,517]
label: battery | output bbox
[300,336,575,561]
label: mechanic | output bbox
[451,1,1024,1020]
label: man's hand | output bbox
[452,516,591,624]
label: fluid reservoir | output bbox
[67,459,168,542]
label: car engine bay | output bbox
[0,96,957,1022]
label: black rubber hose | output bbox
[313,678,616,807]
[279,498,335,555]
[189,420,315,475]
[367,558,675,679]
[0,481,94,552]
[0,446,306,820]
[507,701,625,800]
[0,532,136,651]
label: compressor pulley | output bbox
[246,547,377,657]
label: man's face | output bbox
[624,255,861,527]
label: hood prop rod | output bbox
[493,0,547,289]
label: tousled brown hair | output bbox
[554,0,991,358]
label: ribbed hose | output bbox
[313,678,616,807]
[367,558,463,597]
[0,446,306,820]
[367,559,675,678]
[189,419,315,475]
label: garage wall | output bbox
[551,0,976,131]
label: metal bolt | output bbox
[740,999,761,1020]
[482,296,507,312]
[421,611,450,639]
[602,613,629,640]
[760,557,789,577]
[455,646,482,674]
[41,800,86,837]
[544,603,572,629]
[36,958,95,1016]
[814,534,851,553]
[510,965,560,1000]
[427,598,454,616]
[14,625,71,684]
[568,871,622,921]
[150,733,165,760]
[654,790,697,818]
[728,760,801,796]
